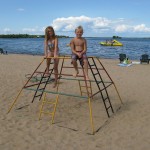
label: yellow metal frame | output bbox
[88,97,95,134]
[7,55,123,135]
[39,93,59,124]
[78,80,93,98]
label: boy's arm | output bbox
[81,38,87,55]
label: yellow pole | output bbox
[39,92,46,120]
[78,80,82,96]
[88,97,95,134]
[7,57,45,113]
[51,94,59,124]
[7,88,23,113]
[45,56,71,59]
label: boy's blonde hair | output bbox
[75,25,83,32]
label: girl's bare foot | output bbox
[73,70,79,77]
[44,70,49,77]
[53,81,57,88]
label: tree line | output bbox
[0,34,69,38]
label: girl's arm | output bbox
[44,40,47,57]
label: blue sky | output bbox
[0,0,150,37]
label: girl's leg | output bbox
[53,58,59,88]
[46,58,51,75]
[45,52,53,76]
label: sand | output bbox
[0,54,150,150]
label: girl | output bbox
[44,26,59,88]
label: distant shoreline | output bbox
[0,34,69,38]
[0,34,150,39]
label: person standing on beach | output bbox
[70,25,89,80]
[44,26,59,88]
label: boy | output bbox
[70,26,89,80]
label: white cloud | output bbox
[50,16,150,36]
[22,26,45,34]
[17,8,25,11]
[4,28,11,32]
[2,16,150,36]
[22,28,37,33]
[133,24,150,32]
[51,16,111,32]
[115,25,130,32]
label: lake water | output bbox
[0,37,150,60]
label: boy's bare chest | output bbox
[74,39,84,46]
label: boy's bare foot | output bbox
[85,76,90,81]
[44,73,49,77]
[73,70,79,78]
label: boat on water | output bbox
[100,39,123,46]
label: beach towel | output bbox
[118,63,133,67]
[131,61,140,64]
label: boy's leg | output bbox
[72,59,79,77]
[83,59,89,80]
[72,54,79,77]
[81,54,89,80]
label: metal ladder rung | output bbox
[104,97,108,101]
[93,73,99,76]
[81,91,92,94]
[35,94,42,97]
[43,76,49,78]
[89,64,95,67]
[106,106,111,110]
[38,88,45,91]
[43,101,57,105]
[41,111,53,115]
[100,83,113,92]
[96,81,102,84]
[80,85,92,89]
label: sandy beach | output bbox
[0,54,150,150]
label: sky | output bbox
[0,0,150,37]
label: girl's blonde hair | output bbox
[45,26,56,41]
[75,25,83,32]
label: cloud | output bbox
[115,25,131,32]
[17,8,25,11]
[2,15,150,36]
[133,24,150,32]
[4,28,11,32]
[50,16,150,36]
[51,16,111,32]
[22,28,37,33]
[22,26,45,34]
